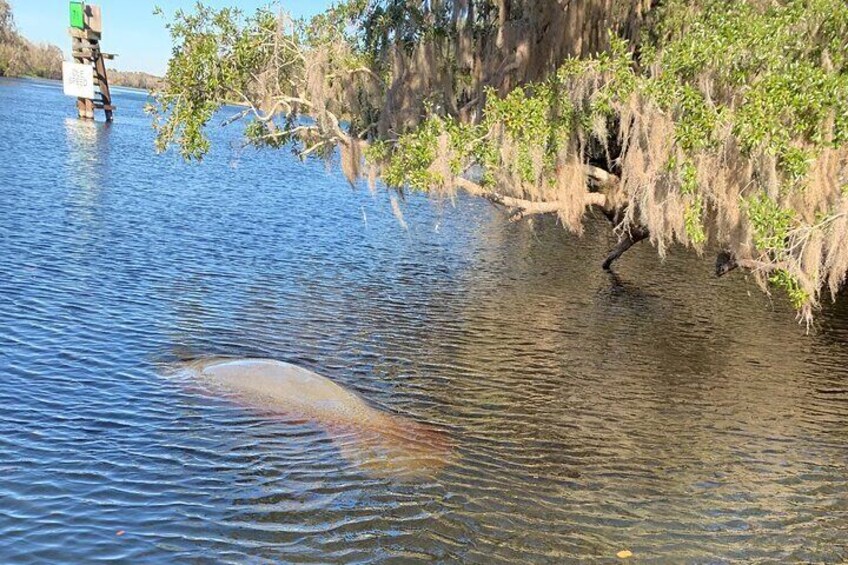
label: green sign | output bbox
[69,2,85,30]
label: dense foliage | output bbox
[151,0,848,322]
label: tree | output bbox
[0,0,62,79]
[151,0,848,324]
[0,0,15,43]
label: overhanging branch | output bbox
[453,168,615,221]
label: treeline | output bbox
[0,0,62,79]
[109,70,162,91]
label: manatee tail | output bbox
[335,412,454,480]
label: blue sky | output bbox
[11,1,333,75]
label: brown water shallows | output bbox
[181,358,453,480]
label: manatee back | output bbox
[194,358,375,423]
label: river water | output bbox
[1,78,847,563]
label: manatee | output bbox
[180,358,452,479]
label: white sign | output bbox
[62,61,95,99]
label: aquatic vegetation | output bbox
[151,0,848,323]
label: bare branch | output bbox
[220,108,250,127]
[299,139,333,158]
[454,177,608,220]
[584,165,618,187]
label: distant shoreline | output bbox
[1,75,154,94]
[2,76,253,114]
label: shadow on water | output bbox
[597,267,663,307]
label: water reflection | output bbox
[64,117,110,193]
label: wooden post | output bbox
[93,52,113,121]
[66,3,115,121]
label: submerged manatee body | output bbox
[181,358,451,479]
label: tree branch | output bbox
[585,165,618,187]
[220,108,250,126]
[454,176,609,221]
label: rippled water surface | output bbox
[2,78,848,563]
